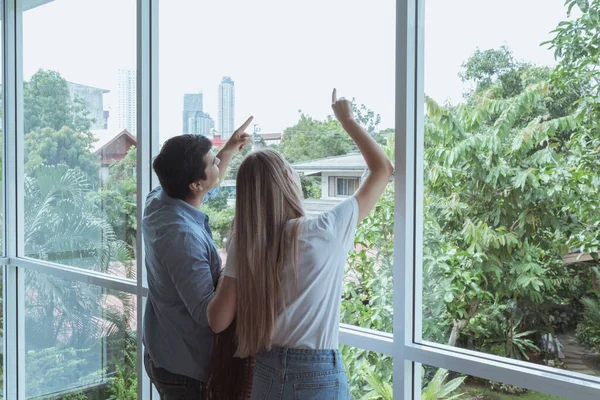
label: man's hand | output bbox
[216,116,254,183]
[223,116,253,154]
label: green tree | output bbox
[225,144,252,180]
[423,80,587,346]
[299,174,321,199]
[24,165,135,398]
[545,0,600,120]
[340,134,395,397]
[422,40,600,350]
[203,205,234,248]
[460,46,516,93]
[95,146,137,263]
[460,47,581,124]
[281,103,383,163]
[24,69,92,134]
[204,186,230,210]
[281,113,354,163]
[544,0,600,258]
[25,126,99,180]
[24,164,129,272]
[23,69,99,181]
[459,46,557,100]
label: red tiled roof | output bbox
[94,129,136,155]
[212,135,227,148]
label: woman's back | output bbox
[224,197,359,349]
[207,89,393,400]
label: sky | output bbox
[20,0,572,144]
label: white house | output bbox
[292,153,367,199]
[292,153,368,217]
[258,132,282,147]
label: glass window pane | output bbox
[340,345,392,399]
[22,0,137,278]
[24,270,137,399]
[160,0,395,334]
[420,364,566,399]
[422,0,600,378]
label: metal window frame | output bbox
[398,0,600,399]
[1,0,156,398]
[3,0,18,397]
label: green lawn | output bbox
[463,386,564,400]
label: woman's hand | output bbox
[331,88,354,126]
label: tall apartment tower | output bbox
[218,76,235,139]
[117,69,137,135]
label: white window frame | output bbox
[1,0,599,399]
[394,0,600,399]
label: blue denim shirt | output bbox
[142,187,221,382]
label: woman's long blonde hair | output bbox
[233,148,305,358]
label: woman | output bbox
[207,89,393,399]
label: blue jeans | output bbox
[144,352,205,400]
[251,347,350,400]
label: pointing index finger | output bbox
[237,116,254,134]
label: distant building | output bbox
[118,69,137,135]
[94,129,137,182]
[188,111,215,136]
[293,153,367,199]
[66,82,109,130]
[184,93,203,114]
[218,77,235,140]
[258,132,282,146]
[292,153,368,216]
[182,93,215,136]
[211,134,227,148]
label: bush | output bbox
[576,297,600,352]
[488,380,528,395]
[204,205,234,248]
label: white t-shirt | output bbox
[223,197,359,350]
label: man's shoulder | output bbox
[154,218,212,247]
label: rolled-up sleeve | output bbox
[162,232,215,326]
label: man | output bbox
[143,117,253,399]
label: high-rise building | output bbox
[218,76,235,140]
[66,82,110,130]
[184,93,203,113]
[183,93,202,134]
[188,111,215,136]
[117,69,137,135]
[182,92,215,136]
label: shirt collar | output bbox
[158,188,208,224]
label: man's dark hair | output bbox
[153,134,213,200]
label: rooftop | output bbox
[292,153,366,173]
[259,133,282,140]
[66,81,110,94]
[93,129,136,154]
